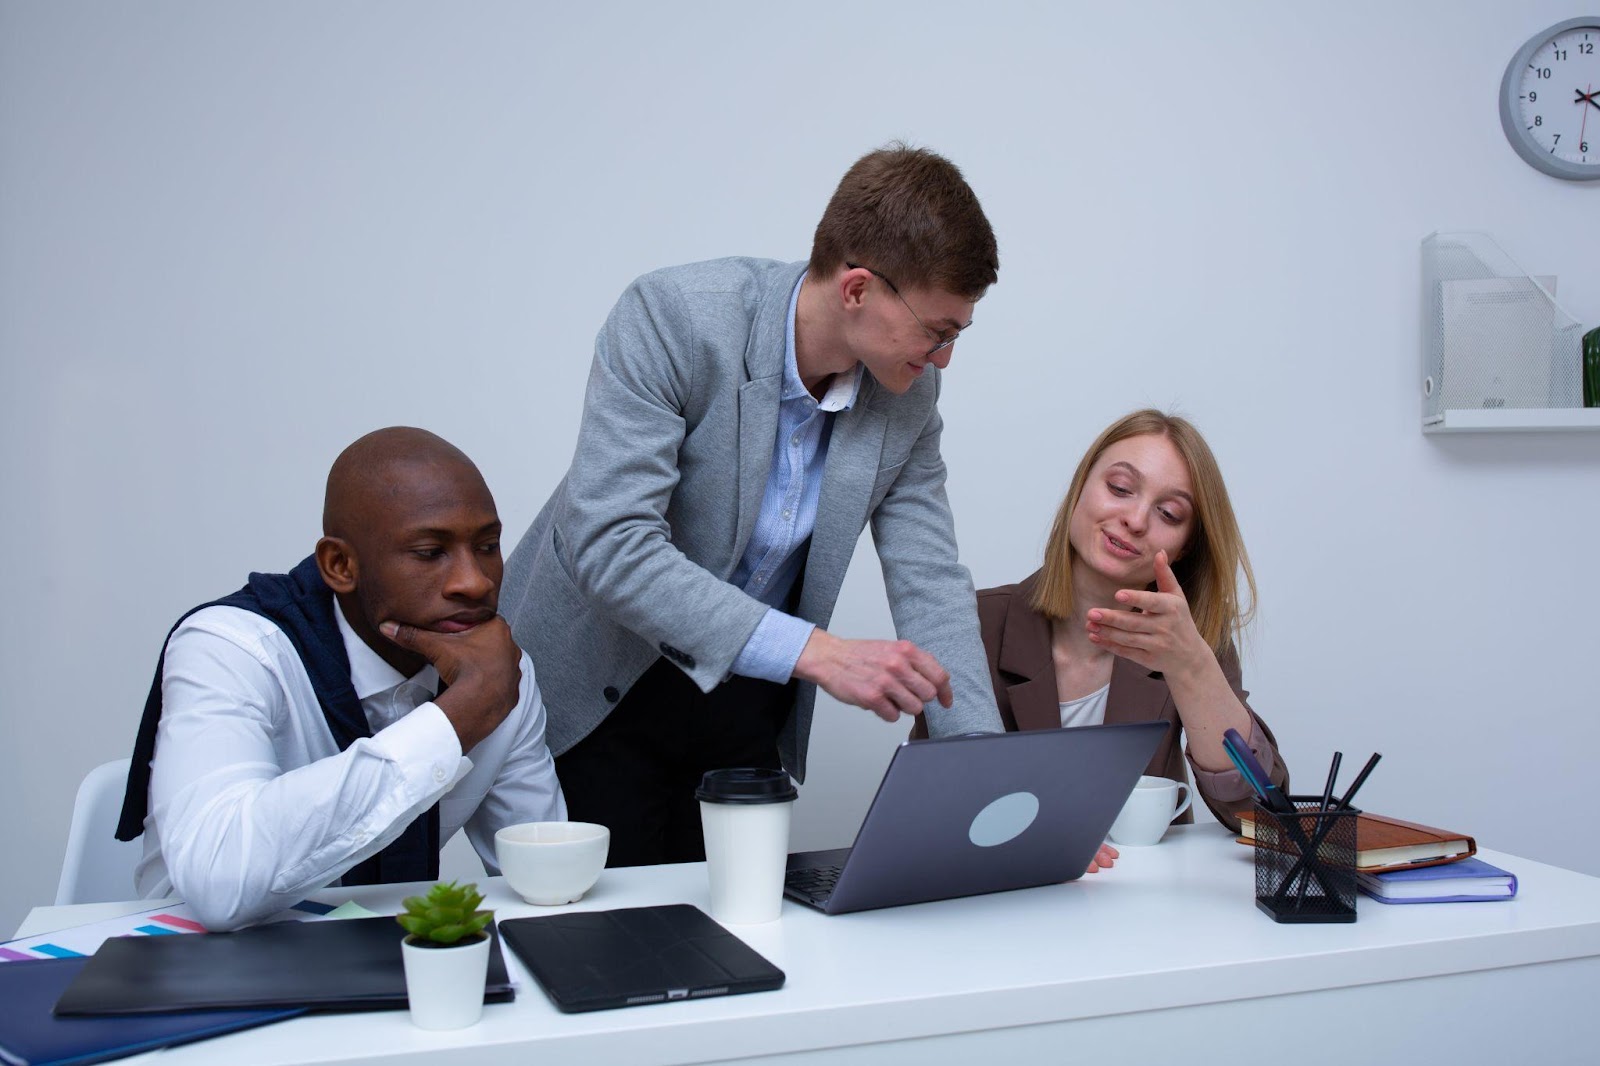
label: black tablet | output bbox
[53,916,514,1015]
[498,904,785,1013]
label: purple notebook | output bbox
[1356,856,1517,904]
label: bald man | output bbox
[117,428,565,930]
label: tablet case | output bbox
[52,916,513,1016]
[498,904,784,1013]
[0,956,300,1066]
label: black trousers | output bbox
[554,657,794,867]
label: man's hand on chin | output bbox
[380,615,522,752]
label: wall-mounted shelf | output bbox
[1422,408,1600,433]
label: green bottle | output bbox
[1587,325,1600,408]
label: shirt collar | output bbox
[334,599,439,700]
[783,270,861,412]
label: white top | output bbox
[135,601,565,930]
[1058,682,1110,728]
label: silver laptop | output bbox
[784,721,1168,915]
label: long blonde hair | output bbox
[1030,410,1256,652]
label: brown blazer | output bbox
[913,571,1289,832]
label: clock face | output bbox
[1501,18,1600,180]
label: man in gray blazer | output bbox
[501,145,1004,865]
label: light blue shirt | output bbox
[730,273,861,683]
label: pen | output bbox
[1221,739,1263,796]
[1294,752,1344,906]
[1336,752,1382,810]
[1223,729,1294,814]
[1319,752,1342,813]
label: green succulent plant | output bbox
[396,880,493,947]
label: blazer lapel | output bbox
[996,574,1061,733]
[1105,656,1170,725]
[735,376,781,560]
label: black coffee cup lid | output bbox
[695,767,798,804]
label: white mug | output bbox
[1107,775,1192,846]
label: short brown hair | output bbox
[1031,410,1257,653]
[809,143,998,300]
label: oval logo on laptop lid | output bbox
[967,791,1040,847]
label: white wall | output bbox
[3,1,1597,935]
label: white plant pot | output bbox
[400,932,491,1030]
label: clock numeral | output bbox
[1534,116,1543,127]
[1553,133,1562,144]
[1581,43,1595,54]
[1555,49,1568,61]
[1583,142,1591,154]
[1535,67,1553,78]
[1529,91,1538,102]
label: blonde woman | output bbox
[915,410,1287,851]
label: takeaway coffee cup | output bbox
[1107,775,1193,846]
[696,768,799,924]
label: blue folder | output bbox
[1356,856,1518,904]
[0,956,299,1066]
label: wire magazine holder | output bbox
[1421,231,1583,426]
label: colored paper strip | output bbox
[152,913,208,933]
[32,943,85,958]
[134,924,180,935]
[0,946,35,961]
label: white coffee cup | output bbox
[697,768,798,924]
[1107,775,1192,846]
[494,821,610,905]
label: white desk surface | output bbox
[16,825,1600,1066]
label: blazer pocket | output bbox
[546,527,594,619]
[869,457,909,505]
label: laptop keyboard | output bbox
[784,863,844,905]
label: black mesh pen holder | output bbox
[1253,798,1360,923]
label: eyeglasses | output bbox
[846,262,972,357]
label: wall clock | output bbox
[1499,17,1600,180]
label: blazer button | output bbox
[603,686,620,703]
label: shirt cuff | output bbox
[373,702,469,795]
[730,609,816,684]
[1187,719,1279,804]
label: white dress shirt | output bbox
[135,600,565,930]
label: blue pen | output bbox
[1223,729,1294,814]
[1221,740,1266,797]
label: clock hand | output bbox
[1576,87,1600,112]
[1582,84,1592,156]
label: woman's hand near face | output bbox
[1086,549,1255,776]
[1084,551,1211,679]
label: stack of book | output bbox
[1237,811,1517,904]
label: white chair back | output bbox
[55,758,143,905]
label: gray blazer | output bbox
[501,257,1002,782]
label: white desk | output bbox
[17,826,1600,1066]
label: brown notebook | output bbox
[1237,810,1476,873]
